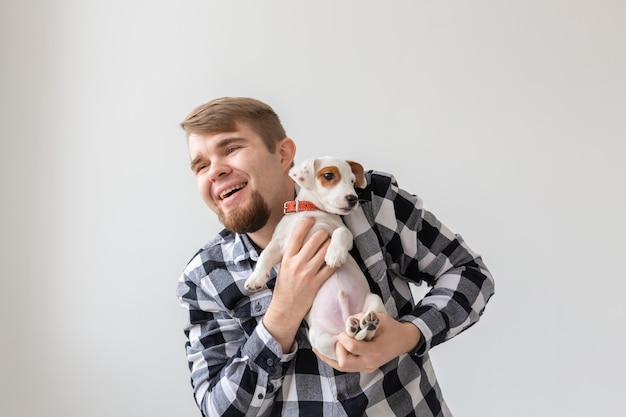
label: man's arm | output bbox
[178,218,337,416]
[318,171,495,372]
[179,278,283,416]
[401,203,495,355]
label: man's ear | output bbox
[277,137,296,171]
[289,158,317,190]
[347,160,366,189]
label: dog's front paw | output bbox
[324,245,348,268]
[244,270,269,292]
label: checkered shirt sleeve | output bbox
[344,171,495,355]
[177,230,290,416]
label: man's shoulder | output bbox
[181,228,255,291]
[363,169,422,207]
[360,170,400,200]
[183,229,238,278]
[364,169,396,187]
[178,229,258,312]
[200,228,236,253]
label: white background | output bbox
[1,1,625,416]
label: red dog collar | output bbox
[283,200,321,214]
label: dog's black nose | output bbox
[346,195,358,207]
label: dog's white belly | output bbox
[307,256,371,334]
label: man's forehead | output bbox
[189,130,238,143]
[188,131,246,152]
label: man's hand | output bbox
[263,217,337,353]
[314,313,422,373]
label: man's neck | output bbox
[247,226,275,250]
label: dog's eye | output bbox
[323,172,335,181]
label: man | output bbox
[177,97,495,416]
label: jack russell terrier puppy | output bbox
[245,156,387,360]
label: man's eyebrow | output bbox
[216,137,247,147]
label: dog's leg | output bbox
[244,240,283,291]
[355,311,381,341]
[358,294,386,341]
[346,294,386,341]
[325,226,353,268]
[346,317,362,338]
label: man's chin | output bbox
[222,217,267,235]
[218,192,270,234]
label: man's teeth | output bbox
[220,183,247,199]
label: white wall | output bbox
[1,1,624,416]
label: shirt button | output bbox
[266,358,275,367]
[258,393,264,400]
[255,303,262,312]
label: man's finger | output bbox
[337,333,363,356]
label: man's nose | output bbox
[209,159,230,181]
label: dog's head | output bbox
[289,156,366,215]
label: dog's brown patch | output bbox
[317,166,341,188]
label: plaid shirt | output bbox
[177,170,495,417]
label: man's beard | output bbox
[218,189,271,234]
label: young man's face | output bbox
[188,122,291,234]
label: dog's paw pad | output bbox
[346,317,361,337]
[361,311,380,331]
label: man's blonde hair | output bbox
[180,97,287,152]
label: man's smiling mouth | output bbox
[219,182,247,200]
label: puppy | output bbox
[245,156,386,360]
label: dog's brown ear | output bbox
[347,161,366,189]
[289,158,316,190]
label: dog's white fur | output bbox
[244,156,386,360]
